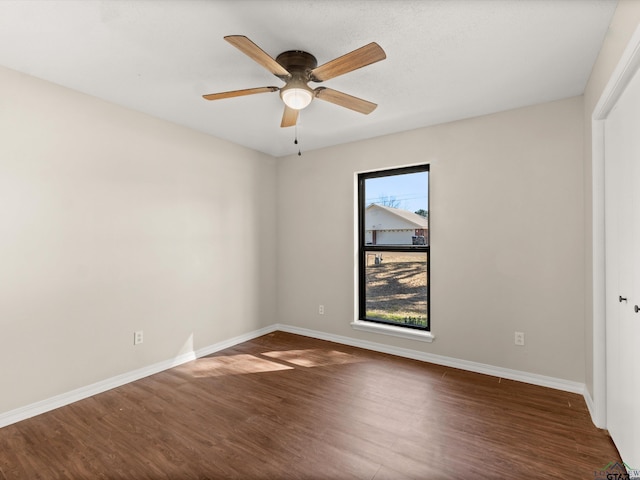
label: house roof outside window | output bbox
[365,204,428,231]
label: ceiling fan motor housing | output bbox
[275,50,318,77]
[277,51,318,109]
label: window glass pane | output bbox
[365,251,428,328]
[364,171,428,246]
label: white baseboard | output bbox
[1,323,593,429]
[583,387,596,422]
[274,324,588,396]
[0,325,277,429]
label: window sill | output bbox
[350,320,435,343]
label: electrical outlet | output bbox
[318,305,325,315]
[134,331,144,345]
[514,331,525,346]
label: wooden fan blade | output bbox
[202,86,279,101]
[224,35,291,79]
[310,42,386,82]
[314,87,377,114]
[281,105,299,128]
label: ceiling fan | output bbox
[202,35,386,127]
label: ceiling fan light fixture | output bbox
[280,83,313,110]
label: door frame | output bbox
[592,23,640,429]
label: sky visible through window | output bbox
[365,171,428,214]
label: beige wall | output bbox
[582,0,640,400]
[0,66,277,414]
[277,96,585,382]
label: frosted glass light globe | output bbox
[281,87,313,110]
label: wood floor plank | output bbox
[0,331,622,479]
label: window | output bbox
[357,165,430,331]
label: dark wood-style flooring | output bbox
[0,331,621,479]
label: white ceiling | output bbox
[0,0,617,157]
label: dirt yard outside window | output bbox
[365,251,428,327]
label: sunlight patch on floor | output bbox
[188,354,293,377]
[262,349,363,368]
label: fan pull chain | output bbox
[295,123,302,156]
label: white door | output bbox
[605,64,640,467]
